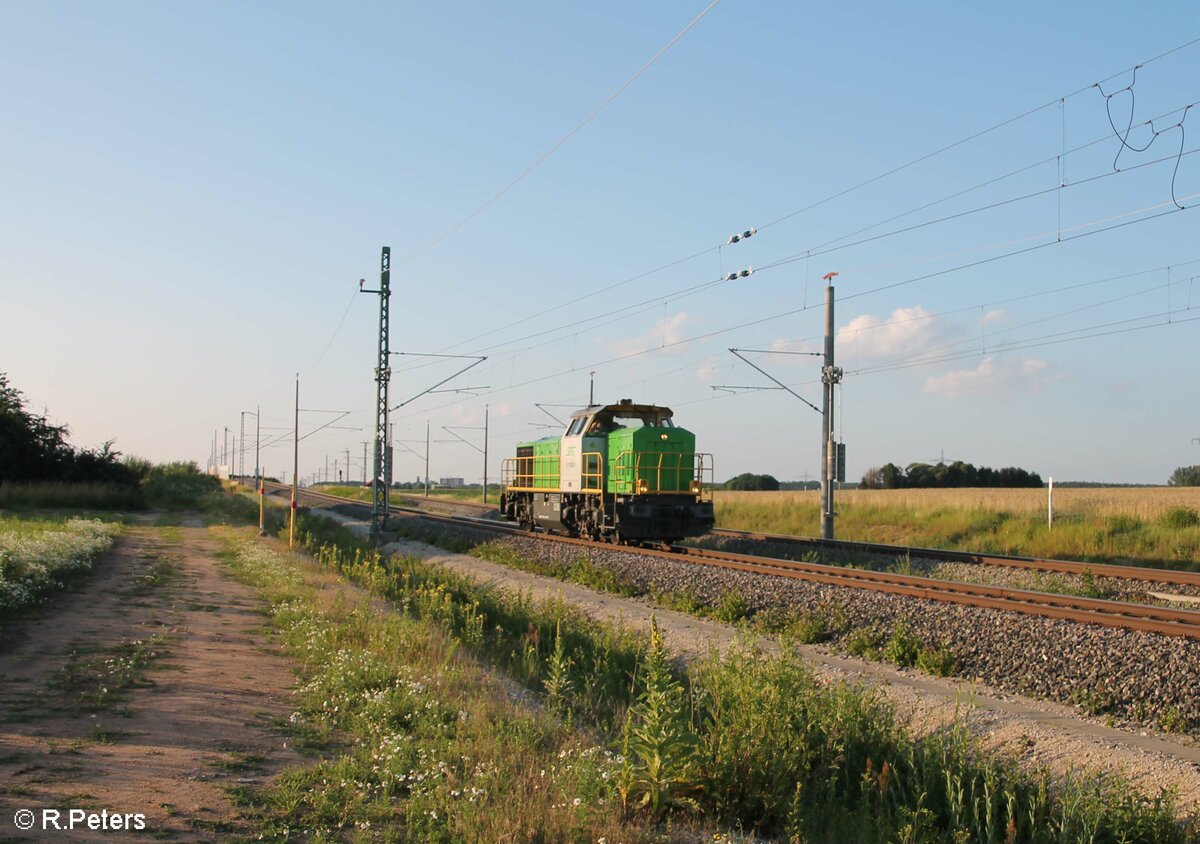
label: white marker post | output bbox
[1048,476,1054,530]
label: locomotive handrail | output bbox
[501,454,560,491]
[502,452,606,494]
[504,450,713,499]
[580,451,604,494]
[611,451,713,498]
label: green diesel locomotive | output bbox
[499,399,714,543]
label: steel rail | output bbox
[709,528,1200,588]
[263,483,1200,640]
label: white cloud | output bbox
[768,337,817,354]
[981,308,1007,326]
[837,305,940,359]
[921,356,1059,399]
[601,311,695,357]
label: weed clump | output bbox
[1159,506,1200,529]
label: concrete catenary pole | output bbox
[290,373,299,548]
[820,275,843,540]
[425,420,430,498]
[483,404,489,504]
[256,404,265,536]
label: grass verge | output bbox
[230,514,1198,842]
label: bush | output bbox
[723,473,780,491]
[1159,507,1200,529]
[713,590,748,623]
[140,462,221,506]
[882,625,921,668]
[916,644,957,677]
[1106,514,1143,536]
[845,627,884,659]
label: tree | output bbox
[1169,465,1200,487]
[860,466,884,489]
[0,371,138,485]
[880,463,904,489]
[724,473,780,491]
[865,458,1042,489]
[0,372,72,483]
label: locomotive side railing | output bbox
[611,451,713,498]
[580,452,604,494]
[502,452,604,493]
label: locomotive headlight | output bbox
[637,479,649,494]
[690,481,701,495]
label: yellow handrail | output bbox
[502,452,605,493]
[611,451,713,497]
[501,454,560,491]
[503,451,713,498]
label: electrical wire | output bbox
[391,45,1200,377]
[390,193,1196,421]
[756,37,1200,234]
[395,0,723,267]
[309,288,359,370]
[393,101,1198,380]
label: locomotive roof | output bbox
[568,400,674,420]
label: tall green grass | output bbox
[0,481,144,510]
[224,536,651,841]
[275,512,1195,841]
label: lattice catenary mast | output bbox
[361,247,393,534]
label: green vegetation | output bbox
[53,634,171,711]
[239,512,1195,841]
[0,516,120,618]
[723,472,780,491]
[0,367,240,510]
[0,371,141,488]
[861,461,1043,489]
[0,458,234,513]
[714,493,1200,570]
[321,483,498,506]
[474,540,637,596]
[223,534,648,842]
[1168,465,1200,487]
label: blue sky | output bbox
[2,1,1197,485]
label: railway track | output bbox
[707,528,1200,588]
[260,482,1200,640]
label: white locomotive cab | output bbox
[560,414,603,492]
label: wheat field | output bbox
[716,486,1200,520]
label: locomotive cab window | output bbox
[566,418,586,436]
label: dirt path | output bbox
[0,524,302,841]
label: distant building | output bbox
[438,477,465,488]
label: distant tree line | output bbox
[0,372,140,486]
[722,473,780,491]
[1170,465,1200,487]
[860,461,1043,489]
